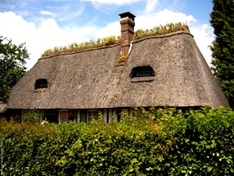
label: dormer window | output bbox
[35,79,48,89]
[130,66,155,83]
[131,66,155,77]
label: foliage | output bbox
[21,110,41,124]
[41,23,189,58]
[133,22,189,39]
[41,36,120,57]
[117,54,129,63]
[1,107,234,175]
[210,0,234,108]
[0,36,29,103]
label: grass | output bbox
[41,22,189,58]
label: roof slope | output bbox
[8,31,229,109]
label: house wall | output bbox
[10,107,135,123]
[53,108,132,123]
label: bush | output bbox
[0,107,234,175]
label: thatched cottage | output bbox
[7,12,229,123]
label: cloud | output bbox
[190,24,214,65]
[96,9,196,37]
[58,5,85,22]
[40,10,55,16]
[80,0,140,12]
[135,9,196,29]
[146,0,159,12]
[0,11,97,69]
[80,0,139,5]
[95,21,119,38]
[1,0,86,26]
[0,9,214,70]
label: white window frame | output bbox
[59,110,69,123]
[87,110,99,122]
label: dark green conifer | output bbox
[210,0,234,108]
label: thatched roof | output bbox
[8,30,229,109]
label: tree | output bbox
[210,0,234,108]
[0,36,29,103]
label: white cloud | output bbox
[58,6,85,22]
[40,10,55,16]
[80,0,140,12]
[0,9,214,70]
[138,9,196,27]
[96,9,196,37]
[146,0,159,12]
[95,21,119,38]
[0,11,97,69]
[80,0,139,5]
[190,24,214,65]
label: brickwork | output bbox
[119,12,135,55]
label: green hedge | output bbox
[0,107,234,175]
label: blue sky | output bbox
[0,0,214,69]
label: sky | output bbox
[0,0,214,70]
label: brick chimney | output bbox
[119,12,135,55]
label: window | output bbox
[131,66,155,78]
[59,110,69,123]
[59,110,76,123]
[87,110,99,122]
[35,79,48,89]
[43,109,58,123]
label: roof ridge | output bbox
[133,30,192,43]
[40,23,190,59]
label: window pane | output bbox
[131,66,155,78]
[35,79,48,89]
[87,110,99,122]
[60,111,68,123]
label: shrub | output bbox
[0,107,234,175]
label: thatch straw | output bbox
[8,30,229,109]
